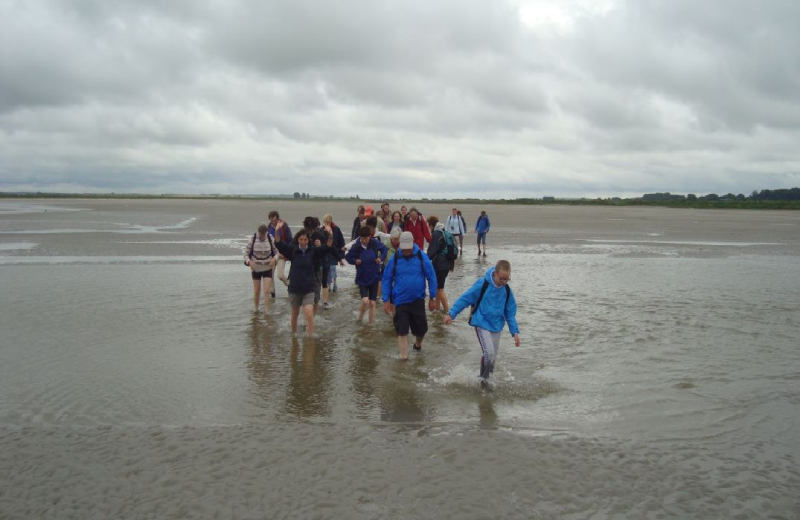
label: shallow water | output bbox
[1,199,799,518]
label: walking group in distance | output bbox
[244,203,520,388]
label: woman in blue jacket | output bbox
[346,226,388,324]
[475,211,491,257]
[444,260,521,389]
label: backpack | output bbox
[468,280,511,326]
[246,233,276,265]
[442,230,459,261]
[389,250,425,304]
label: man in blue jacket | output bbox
[444,260,521,388]
[475,210,491,257]
[382,231,438,360]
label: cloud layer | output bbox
[1,0,799,197]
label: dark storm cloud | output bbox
[0,0,798,197]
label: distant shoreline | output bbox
[2,192,799,210]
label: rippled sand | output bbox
[1,199,799,518]
[4,424,797,519]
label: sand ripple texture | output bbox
[2,200,800,519]
[1,424,797,520]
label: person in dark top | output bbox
[345,227,388,325]
[387,211,404,233]
[426,216,455,313]
[274,226,334,335]
[301,216,329,313]
[351,205,365,241]
[321,213,346,307]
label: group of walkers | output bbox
[244,203,518,387]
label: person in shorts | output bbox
[244,223,277,313]
[381,232,438,360]
[475,210,491,257]
[345,226,388,324]
[274,227,334,334]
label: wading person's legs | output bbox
[303,303,315,335]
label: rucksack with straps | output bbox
[389,250,425,304]
[442,230,458,261]
[246,232,276,265]
[468,279,511,326]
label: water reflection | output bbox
[284,336,334,418]
[379,362,430,424]
[247,313,277,402]
[348,346,380,418]
[478,397,499,429]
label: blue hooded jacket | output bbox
[448,266,519,335]
[345,238,388,286]
[475,214,491,234]
[381,244,437,306]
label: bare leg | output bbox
[276,256,289,286]
[290,306,300,332]
[262,278,273,313]
[252,279,262,309]
[304,304,315,335]
[358,297,368,322]
[414,335,424,351]
[397,335,409,360]
[368,300,376,324]
[437,288,449,313]
[322,286,329,305]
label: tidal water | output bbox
[1,199,798,519]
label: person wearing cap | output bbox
[382,231,438,360]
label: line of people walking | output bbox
[244,203,517,386]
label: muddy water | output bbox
[1,199,799,518]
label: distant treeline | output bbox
[2,188,800,209]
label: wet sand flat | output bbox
[1,199,799,518]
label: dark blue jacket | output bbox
[381,244,437,306]
[346,238,388,286]
[326,224,346,266]
[276,241,330,295]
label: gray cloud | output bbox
[1,0,798,198]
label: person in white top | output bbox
[445,208,466,257]
[244,223,278,313]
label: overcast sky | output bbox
[1,0,798,198]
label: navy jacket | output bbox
[326,224,346,266]
[345,238,388,286]
[275,242,330,295]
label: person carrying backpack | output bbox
[426,216,457,313]
[444,260,521,389]
[475,210,491,257]
[446,208,466,257]
[382,232,438,360]
[244,223,278,314]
